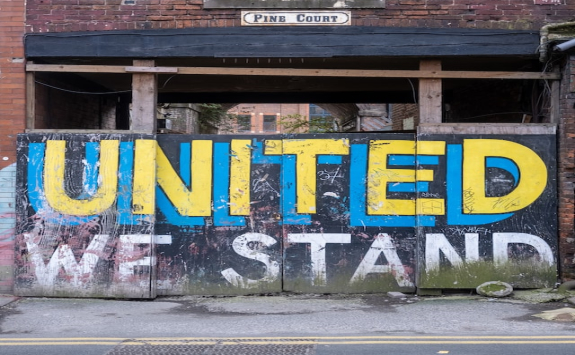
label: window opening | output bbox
[263,115,277,132]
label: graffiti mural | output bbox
[14,132,557,298]
[281,134,416,293]
[416,134,557,288]
[16,134,157,298]
[153,135,284,294]
[0,163,16,290]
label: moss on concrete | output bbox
[513,289,570,303]
[418,260,556,289]
[284,273,414,294]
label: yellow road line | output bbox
[0,338,124,341]
[0,342,121,346]
[114,335,575,340]
[123,340,575,345]
[2,336,575,341]
[2,341,575,346]
[1,336,575,346]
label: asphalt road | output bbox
[0,293,573,354]
[1,336,575,355]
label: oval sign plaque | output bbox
[242,11,351,26]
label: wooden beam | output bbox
[131,60,157,133]
[26,63,560,80]
[175,67,559,80]
[125,66,178,74]
[419,123,556,135]
[419,60,442,124]
[27,64,127,73]
[26,70,35,130]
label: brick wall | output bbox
[0,0,25,294]
[160,103,201,134]
[228,103,310,133]
[558,55,575,280]
[34,75,118,130]
[25,0,574,33]
[390,103,418,130]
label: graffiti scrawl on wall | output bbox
[0,163,16,289]
[15,132,557,298]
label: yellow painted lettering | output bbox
[463,139,547,214]
[156,140,212,216]
[264,139,283,155]
[230,140,252,215]
[416,199,445,215]
[132,140,156,215]
[367,140,415,215]
[44,140,119,216]
[416,141,445,215]
[283,138,349,214]
[417,140,445,155]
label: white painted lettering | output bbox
[465,233,480,262]
[425,233,464,271]
[350,233,414,287]
[25,233,109,287]
[287,233,351,286]
[117,234,172,282]
[221,233,280,288]
[492,233,554,266]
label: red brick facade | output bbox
[24,0,573,33]
[558,55,575,280]
[391,103,418,130]
[228,103,310,133]
[0,0,25,170]
[0,0,25,293]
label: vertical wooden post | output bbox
[131,59,157,133]
[26,69,35,130]
[418,60,442,124]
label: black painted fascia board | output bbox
[25,26,540,59]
